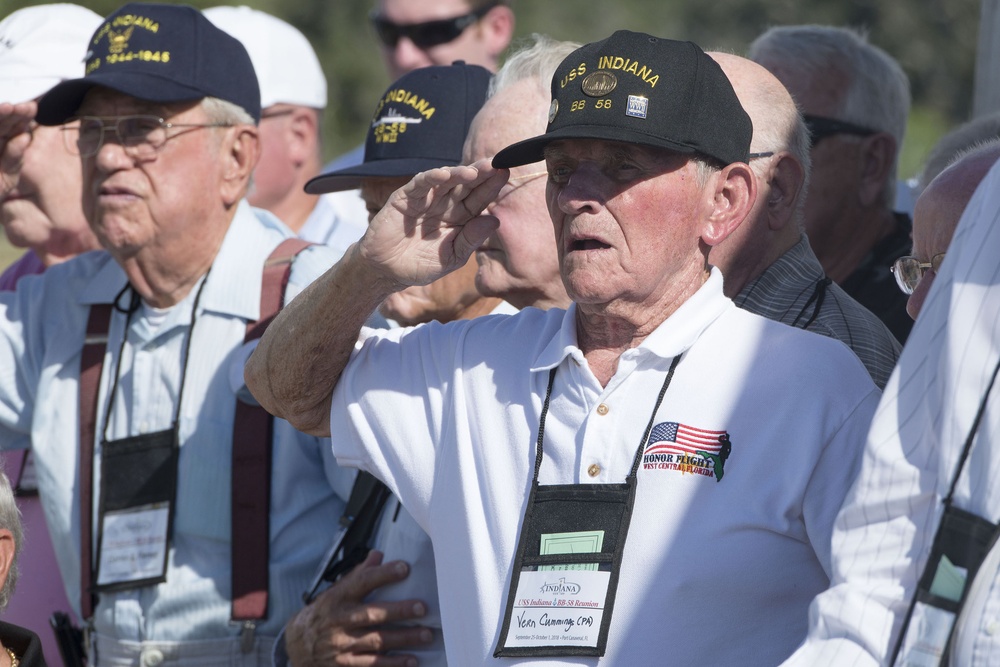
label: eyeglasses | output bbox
[369,2,497,49]
[62,115,233,159]
[495,170,547,204]
[891,253,946,294]
[803,114,878,148]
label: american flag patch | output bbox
[644,422,728,457]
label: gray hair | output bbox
[745,92,813,232]
[918,113,1000,191]
[0,469,22,612]
[200,96,256,126]
[489,33,581,104]
[748,25,910,206]
[200,97,256,190]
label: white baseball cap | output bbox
[204,6,327,111]
[0,3,103,104]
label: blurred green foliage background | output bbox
[0,0,985,265]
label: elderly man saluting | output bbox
[0,4,355,665]
[247,31,881,665]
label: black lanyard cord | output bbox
[533,355,683,485]
[791,277,832,331]
[944,353,1000,508]
[100,273,211,442]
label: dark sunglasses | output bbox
[803,114,878,148]
[370,2,497,49]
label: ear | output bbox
[857,132,896,207]
[701,162,756,247]
[220,125,260,207]
[0,529,14,591]
[286,108,319,167]
[479,4,515,62]
[763,153,806,231]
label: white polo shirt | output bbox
[330,269,881,665]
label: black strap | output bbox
[944,354,1000,507]
[792,276,832,331]
[303,471,393,603]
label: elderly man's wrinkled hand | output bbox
[360,158,508,291]
[285,550,434,667]
[0,101,39,198]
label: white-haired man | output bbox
[248,31,881,665]
[463,34,575,311]
[749,25,914,343]
[205,6,367,255]
[707,52,901,388]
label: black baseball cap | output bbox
[36,2,260,125]
[493,31,752,168]
[306,62,491,194]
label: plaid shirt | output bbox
[735,234,901,389]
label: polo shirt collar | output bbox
[198,200,289,322]
[76,200,288,322]
[532,268,732,372]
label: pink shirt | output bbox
[0,251,45,291]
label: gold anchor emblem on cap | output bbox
[107,26,134,54]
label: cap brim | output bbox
[0,76,65,105]
[305,156,462,194]
[37,73,213,125]
[492,125,699,169]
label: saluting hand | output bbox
[359,159,508,290]
[0,101,38,199]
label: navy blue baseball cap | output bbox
[493,31,752,168]
[36,2,260,125]
[306,62,491,194]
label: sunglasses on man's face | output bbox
[803,114,878,148]
[369,2,497,49]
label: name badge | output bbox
[495,359,681,658]
[505,569,609,649]
[94,428,178,592]
[96,502,170,586]
[891,506,1000,666]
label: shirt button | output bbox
[596,404,609,416]
[139,421,150,433]
[988,620,1000,636]
[142,649,164,667]
[587,464,601,477]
